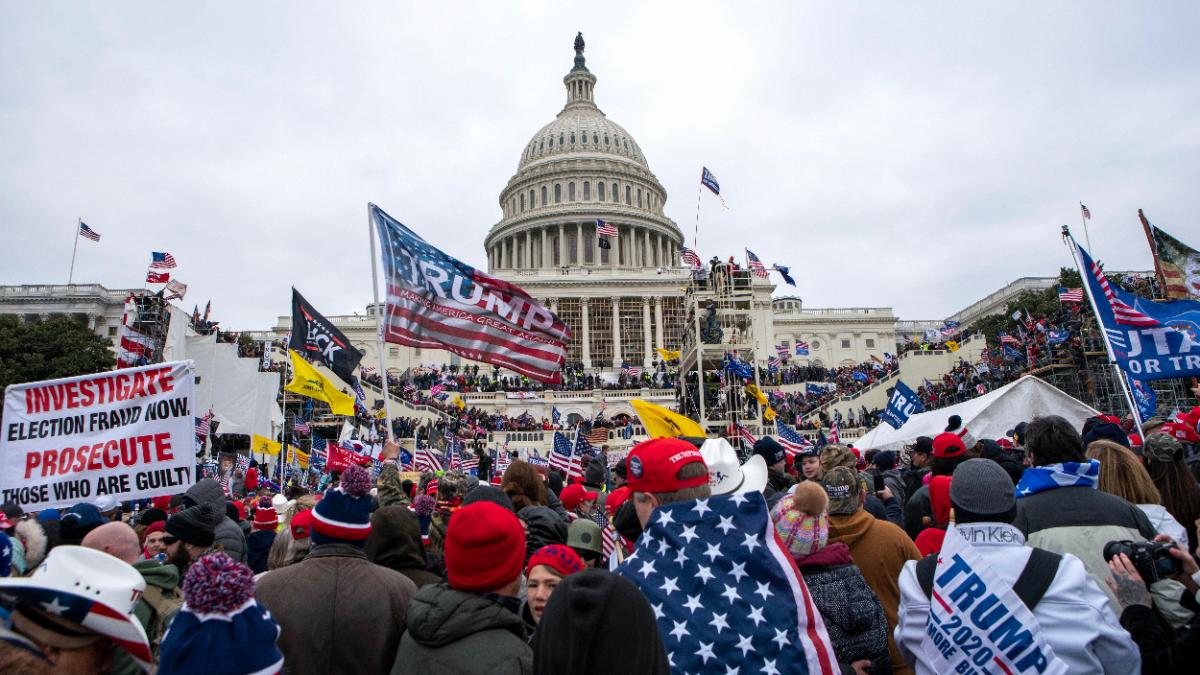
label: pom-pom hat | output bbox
[252,497,279,531]
[0,545,152,671]
[311,465,373,546]
[625,437,707,494]
[157,552,283,675]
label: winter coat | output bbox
[112,558,181,675]
[1013,484,1157,615]
[766,467,795,495]
[900,467,927,505]
[795,542,890,672]
[828,508,921,675]
[1137,503,1189,551]
[256,543,418,675]
[184,478,246,562]
[902,485,932,540]
[866,467,907,506]
[365,505,442,589]
[544,490,570,521]
[246,529,275,575]
[518,506,568,564]
[896,522,1140,675]
[391,583,532,675]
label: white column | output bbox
[654,297,664,351]
[581,298,592,369]
[642,298,653,368]
[611,227,618,270]
[541,228,550,269]
[525,231,532,269]
[611,297,622,367]
[558,224,566,266]
[644,229,652,268]
[498,241,506,269]
[576,223,583,265]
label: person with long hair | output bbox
[1143,433,1200,552]
[1086,440,1189,548]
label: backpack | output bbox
[916,547,1062,610]
[141,584,184,656]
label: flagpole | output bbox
[693,183,702,253]
[1061,225,1143,436]
[68,218,81,285]
[1137,209,1169,296]
[367,203,395,442]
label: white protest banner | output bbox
[1,361,196,510]
[922,523,1068,675]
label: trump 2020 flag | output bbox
[371,204,570,383]
[922,523,1068,674]
[880,380,923,429]
[618,493,836,674]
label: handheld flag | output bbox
[164,279,187,300]
[372,204,569,383]
[656,347,681,362]
[880,380,923,429]
[251,434,282,457]
[630,399,706,439]
[1057,287,1083,303]
[1149,222,1200,300]
[700,166,720,196]
[681,247,701,268]
[795,340,810,356]
[292,288,364,385]
[284,350,356,416]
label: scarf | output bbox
[1014,460,1100,498]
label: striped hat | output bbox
[311,465,373,546]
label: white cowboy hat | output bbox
[700,438,769,496]
[0,545,151,672]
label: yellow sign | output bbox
[285,350,356,416]
[630,399,706,439]
[251,434,282,457]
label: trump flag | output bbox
[371,204,570,383]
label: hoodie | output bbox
[391,583,532,675]
[365,505,442,589]
[184,478,247,562]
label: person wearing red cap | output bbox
[626,437,711,528]
[902,432,968,539]
[246,498,278,575]
[392,501,532,674]
[524,544,585,630]
[559,483,599,520]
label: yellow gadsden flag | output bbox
[287,445,310,469]
[945,340,960,353]
[285,350,356,416]
[763,406,777,422]
[631,399,706,439]
[655,347,682,362]
[745,383,769,406]
[251,434,282,457]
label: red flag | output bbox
[146,270,169,284]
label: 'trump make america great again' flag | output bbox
[371,204,570,383]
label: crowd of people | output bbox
[5,397,1200,674]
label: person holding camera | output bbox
[1107,531,1200,671]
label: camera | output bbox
[1103,540,1182,584]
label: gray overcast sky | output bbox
[2,2,1198,330]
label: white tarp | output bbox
[187,334,281,439]
[856,376,1100,452]
[161,304,194,362]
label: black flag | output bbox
[291,288,363,385]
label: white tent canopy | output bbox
[856,376,1101,452]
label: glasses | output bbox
[161,535,180,545]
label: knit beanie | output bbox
[251,498,279,531]
[157,553,283,675]
[872,450,896,472]
[311,465,373,547]
[1083,422,1130,450]
[137,508,167,527]
[444,501,526,592]
[950,458,1016,523]
[753,437,787,466]
[932,432,967,458]
[526,544,586,577]
[166,504,218,548]
[770,482,829,558]
[461,485,515,512]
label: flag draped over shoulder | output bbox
[284,350,356,415]
[630,399,706,439]
[617,493,836,674]
[371,204,570,383]
[291,288,363,385]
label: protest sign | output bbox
[921,524,1068,675]
[1,361,196,510]
[880,380,923,429]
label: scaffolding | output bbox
[676,269,766,436]
[126,292,174,365]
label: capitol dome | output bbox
[485,34,683,274]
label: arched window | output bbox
[519,193,525,211]
[637,188,642,208]
[568,182,576,201]
[604,133,610,145]
[570,133,576,144]
[583,181,590,200]
[548,136,553,148]
[581,132,587,145]
[624,139,629,150]
[541,186,548,206]
[625,186,631,205]
[530,189,535,208]
[597,182,605,201]
[612,183,619,201]
[554,184,562,203]
[593,133,598,144]
[559,134,565,146]
[539,140,544,151]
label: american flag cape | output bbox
[372,204,570,383]
[617,493,836,674]
[7,583,153,670]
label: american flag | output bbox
[550,432,574,474]
[767,356,781,370]
[728,423,756,450]
[601,522,617,559]
[372,204,569,384]
[461,451,479,472]
[794,340,810,356]
[1080,202,1091,220]
[586,427,609,445]
[414,445,443,473]
[293,420,310,434]
[446,446,462,471]
[78,221,101,241]
[621,362,641,378]
[149,251,177,269]
[776,420,813,460]
[1077,241,1158,327]
[681,247,702,267]
[596,220,619,237]
[617,493,837,674]
[403,383,417,396]
[746,249,769,278]
[1058,286,1083,303]
[430,384,444,397]
[775,345,789,357]
[195,410,213,438]
[361,366,376,376]
[828,420,840,444]
[998,331,1021,346]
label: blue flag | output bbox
[880,380,924,429]
[851,371,868,383]
[551,406,561,425]
[805,383,827,397]
[1002,345,1024,361]
[1047,329,1071,346]
[1076,238,1200,380]
[723,353,754,380]
[1130,377,1157,421]
[773,264,796,286]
